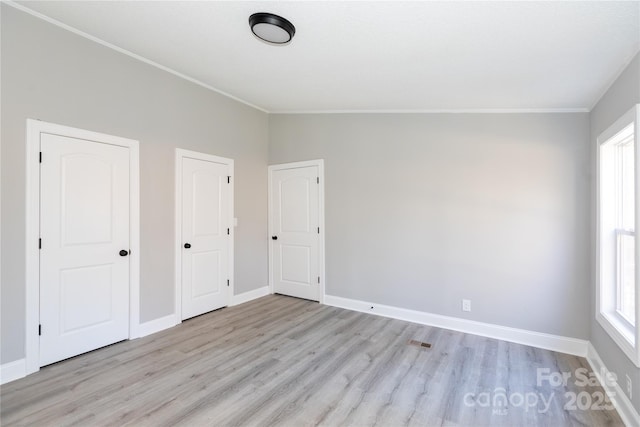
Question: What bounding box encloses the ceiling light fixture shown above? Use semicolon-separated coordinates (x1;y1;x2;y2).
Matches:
249;13;295;45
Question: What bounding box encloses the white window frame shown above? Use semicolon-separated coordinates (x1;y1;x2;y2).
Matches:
596;104;640;367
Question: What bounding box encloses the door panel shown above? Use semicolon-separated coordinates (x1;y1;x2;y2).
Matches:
191;250;221;298
40;133;130;366
181;157;230;320
271;166;320;301
281;178;310;232
280;245;311;284
60;265;113;332
192;171;221;236
61;155;113;244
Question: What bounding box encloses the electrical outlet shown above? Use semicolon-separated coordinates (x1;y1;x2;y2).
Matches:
626;375;632;399
462;299;471;312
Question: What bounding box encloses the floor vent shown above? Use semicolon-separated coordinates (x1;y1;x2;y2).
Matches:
408;339;432;348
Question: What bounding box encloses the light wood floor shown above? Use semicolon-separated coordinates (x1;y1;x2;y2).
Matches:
1;295;624;426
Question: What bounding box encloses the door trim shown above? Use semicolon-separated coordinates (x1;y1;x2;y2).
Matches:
25;119;140;375
174;149;234;322
268;159;326;303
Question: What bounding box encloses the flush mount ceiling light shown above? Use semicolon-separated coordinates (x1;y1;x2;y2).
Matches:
249;13;296;45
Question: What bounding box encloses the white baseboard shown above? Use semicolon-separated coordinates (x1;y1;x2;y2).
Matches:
231;286;270;306
587;343;640;427
1;358;26;385
136;314;178;338
324;294;589;357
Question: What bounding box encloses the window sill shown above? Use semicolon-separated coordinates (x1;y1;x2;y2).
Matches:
597;311;639;367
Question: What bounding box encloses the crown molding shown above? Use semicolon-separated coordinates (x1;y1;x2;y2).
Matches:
270;108;590;114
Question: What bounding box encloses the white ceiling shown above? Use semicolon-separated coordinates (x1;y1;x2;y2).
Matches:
11;1;640;113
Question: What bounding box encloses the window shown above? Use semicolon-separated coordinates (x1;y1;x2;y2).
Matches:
597;105;640;367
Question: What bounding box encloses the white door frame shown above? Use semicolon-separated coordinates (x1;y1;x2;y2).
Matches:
268;159;326;303
25;119;140;375
174;148;234;322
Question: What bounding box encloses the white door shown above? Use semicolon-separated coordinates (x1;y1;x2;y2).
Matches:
180;157;231;320
40;133;130;366
270;164;321;301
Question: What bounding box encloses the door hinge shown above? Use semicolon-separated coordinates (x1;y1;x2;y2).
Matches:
38;324;42;336
39;152;42;163
318;276;320;284
227;228;230;235
317;177;319;184
227;279;230;287
39;238;42;249
317;227;320;234
227;176;230;184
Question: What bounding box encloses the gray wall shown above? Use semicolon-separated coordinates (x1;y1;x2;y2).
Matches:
590;52;640;411
1;5;269;364
270;113;591;339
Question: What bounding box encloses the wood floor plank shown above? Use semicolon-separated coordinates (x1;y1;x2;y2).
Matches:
0;295;625;426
